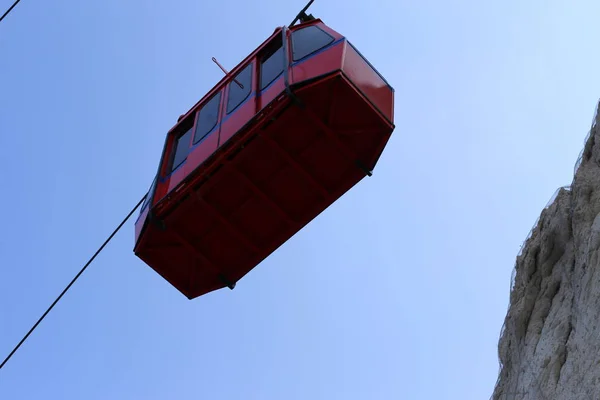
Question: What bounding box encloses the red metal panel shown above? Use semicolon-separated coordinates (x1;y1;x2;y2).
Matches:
184;90;224;180
153;133;189;205
290;40;344;84
341;42;394;124
258;78;285;111
185;131;220;178
219;64;258;146
166;164;186;193
219;99;257;147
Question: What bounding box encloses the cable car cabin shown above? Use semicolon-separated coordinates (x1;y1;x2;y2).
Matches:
133;17;395;299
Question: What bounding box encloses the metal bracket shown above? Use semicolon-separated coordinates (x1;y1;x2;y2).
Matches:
289;0;316;27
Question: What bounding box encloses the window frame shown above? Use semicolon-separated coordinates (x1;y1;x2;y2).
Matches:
167;115;195;174
193;90;222;146
140;176;157;213
226;62;253;114
259;36;284;91
291;25;335;62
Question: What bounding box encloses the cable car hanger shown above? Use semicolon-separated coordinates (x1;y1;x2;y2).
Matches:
289;0;315;26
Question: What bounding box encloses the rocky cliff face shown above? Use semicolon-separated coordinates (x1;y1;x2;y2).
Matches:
492;101;600;400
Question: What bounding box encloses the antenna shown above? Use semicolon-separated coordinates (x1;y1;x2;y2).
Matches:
212;57;244;89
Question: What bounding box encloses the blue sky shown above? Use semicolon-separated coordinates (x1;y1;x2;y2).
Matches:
1;0;599;398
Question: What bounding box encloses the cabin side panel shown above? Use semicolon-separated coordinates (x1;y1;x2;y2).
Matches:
289;24;344;85
185;89;223;179
219;62;257;146
341;42;394;124
150;88;225;206
154;113;196;203
257;31;286;111
259;79;285;110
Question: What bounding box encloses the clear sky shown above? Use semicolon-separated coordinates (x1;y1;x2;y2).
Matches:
1;0;599;398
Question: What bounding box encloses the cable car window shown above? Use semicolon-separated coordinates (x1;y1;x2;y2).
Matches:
260;37;284;90
194;91;221;145
291;25;335;62
226;63;253;114
170;124;193;172
140;177;157;213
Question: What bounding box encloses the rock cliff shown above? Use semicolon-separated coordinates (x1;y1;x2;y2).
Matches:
492;101;600;400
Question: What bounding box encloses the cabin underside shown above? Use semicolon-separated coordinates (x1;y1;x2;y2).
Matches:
134;71;394;299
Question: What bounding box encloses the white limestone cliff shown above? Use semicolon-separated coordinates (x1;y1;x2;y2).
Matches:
492;101;600;400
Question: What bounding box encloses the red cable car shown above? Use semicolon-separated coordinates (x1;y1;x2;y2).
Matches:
133;1;395;299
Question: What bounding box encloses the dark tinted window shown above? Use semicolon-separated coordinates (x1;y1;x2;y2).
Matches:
292;26;335;61
141;177;157;212
170;121;193;172
260;37;284;90
226;63;252;114
194;91;221;144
